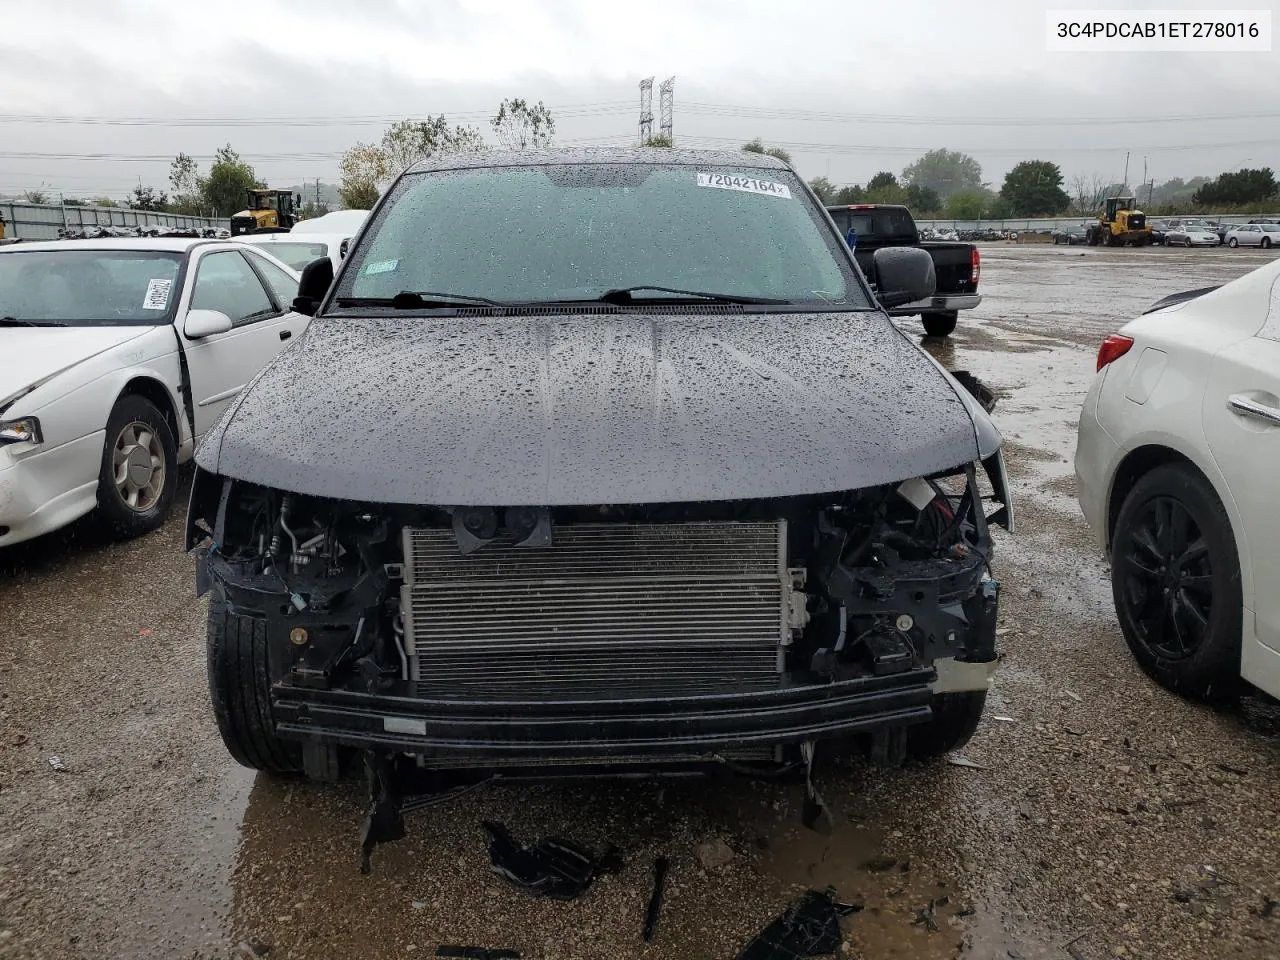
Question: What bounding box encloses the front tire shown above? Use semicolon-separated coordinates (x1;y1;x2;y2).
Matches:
1228;237;1239;248
922;312;958;337
96;395;177;540
1110;464;1243;702
1262;237;1272;249
207;594;302;774
906;691;987;758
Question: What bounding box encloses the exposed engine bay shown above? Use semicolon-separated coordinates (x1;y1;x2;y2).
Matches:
191;454;1008;753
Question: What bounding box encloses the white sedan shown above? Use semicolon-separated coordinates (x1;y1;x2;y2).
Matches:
1225;223;1280;249
1075;255;1280;701
0;237;307;548
234;231;355;272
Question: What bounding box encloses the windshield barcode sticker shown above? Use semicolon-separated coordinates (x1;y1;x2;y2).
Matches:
143;278;171;310
696;172;792;199
363;258;399;275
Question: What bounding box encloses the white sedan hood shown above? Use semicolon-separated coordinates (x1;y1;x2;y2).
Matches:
0;326;151;409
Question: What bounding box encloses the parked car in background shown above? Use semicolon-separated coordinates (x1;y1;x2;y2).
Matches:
1075;256;1280;702
188;149;1014;807
236;232;354;271
1165;222;1220;247
292;210;370;236
1052;224;1087;245
1148;220;1169;246
826;203;981;337
0;237;305;547
1226;223;1280;248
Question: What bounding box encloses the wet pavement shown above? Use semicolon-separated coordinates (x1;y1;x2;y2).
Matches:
2;244;1279;960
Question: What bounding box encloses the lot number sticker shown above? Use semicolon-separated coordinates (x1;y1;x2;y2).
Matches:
696;172;792;199
143;278;172;310
363;258;400;275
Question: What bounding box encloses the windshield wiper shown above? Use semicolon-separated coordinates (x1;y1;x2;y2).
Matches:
0;316;63;327
334;290;508;309
592;286;788;305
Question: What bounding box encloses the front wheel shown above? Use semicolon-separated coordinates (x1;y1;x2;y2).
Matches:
1110;464;1243;702
207;595;303;774
96;395;177;540
906;690;987;758
922;312;958;337
1262;237;1272;249
1228;238;1239;248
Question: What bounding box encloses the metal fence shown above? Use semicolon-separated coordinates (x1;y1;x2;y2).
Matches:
0;201;225;240
916;214;1280;233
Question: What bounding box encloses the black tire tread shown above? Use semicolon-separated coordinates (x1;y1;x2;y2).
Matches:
96;394;177;540
922;312;958;337
207;595;300;774
906;690;987;758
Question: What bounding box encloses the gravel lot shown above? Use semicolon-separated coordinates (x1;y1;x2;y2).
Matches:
2;244;1278;960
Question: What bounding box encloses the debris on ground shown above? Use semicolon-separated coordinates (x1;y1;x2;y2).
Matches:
1065;691;1084;703
481;821;622;900
434;947;521;959
642;856;669;942
734;887;861;959
946;755;985;770
912;896;949;933
47;756;67;772
862;855;898;873
696;838;735;870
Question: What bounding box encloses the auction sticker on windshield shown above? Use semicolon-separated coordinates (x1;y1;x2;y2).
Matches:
363;258;399;275
143;278;171;310
696;172;792;199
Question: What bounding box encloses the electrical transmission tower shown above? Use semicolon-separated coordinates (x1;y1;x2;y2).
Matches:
659;77;674;143
638;77;654;144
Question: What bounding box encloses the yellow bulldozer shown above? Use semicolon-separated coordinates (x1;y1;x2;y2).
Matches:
1086;196;1152;247
230;188;301;236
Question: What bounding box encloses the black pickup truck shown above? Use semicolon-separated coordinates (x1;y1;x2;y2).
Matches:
826;203;981;337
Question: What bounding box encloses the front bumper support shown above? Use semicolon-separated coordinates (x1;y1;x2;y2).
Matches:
273;669;937;761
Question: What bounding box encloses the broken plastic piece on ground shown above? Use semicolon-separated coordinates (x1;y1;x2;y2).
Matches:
434;947;521;959
735;887;862;960
800;741;833;834
643;856;670;942
946;755;985;769
482;821;623;900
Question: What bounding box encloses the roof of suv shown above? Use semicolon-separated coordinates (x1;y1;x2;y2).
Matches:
406;146;791;175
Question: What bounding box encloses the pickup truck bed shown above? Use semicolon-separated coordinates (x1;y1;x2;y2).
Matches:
827;204;981;337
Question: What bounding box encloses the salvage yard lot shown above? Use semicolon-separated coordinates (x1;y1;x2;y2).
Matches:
2;244;1278;960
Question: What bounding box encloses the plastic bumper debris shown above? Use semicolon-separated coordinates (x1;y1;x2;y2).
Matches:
735;887;861;960
482;821;623;900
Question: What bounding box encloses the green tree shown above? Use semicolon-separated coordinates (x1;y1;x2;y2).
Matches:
1193;168;1277;206
198;144;261;217
168;153;203;214
339;142;388;209
999;160;1070;216
491;98;556;150
944;189;987;219
901;149;983;199
299;201;330;219
93;197;119;208
23;188;49;204
807;176;837;204
742;138;792;165
832;184;865;204
129;185;168;211
380;117;487;176
866;171;899;192
643;134;673;147
905;184;941;214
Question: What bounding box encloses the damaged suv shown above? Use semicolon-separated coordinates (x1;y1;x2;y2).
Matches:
187;148;1013;806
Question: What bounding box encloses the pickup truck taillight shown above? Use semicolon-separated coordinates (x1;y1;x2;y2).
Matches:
971;247;981;287
1096;334;1134;371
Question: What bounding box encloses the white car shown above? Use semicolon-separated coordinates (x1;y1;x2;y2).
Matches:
1074;256;1280;701
1165;222;1220;247
291;209;369;236
1225;223;1280;249
235;232;354;272
0;237;307;548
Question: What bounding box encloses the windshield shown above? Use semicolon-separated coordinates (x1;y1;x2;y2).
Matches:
250;241;328;270
336;163;867;308
0;249;183;326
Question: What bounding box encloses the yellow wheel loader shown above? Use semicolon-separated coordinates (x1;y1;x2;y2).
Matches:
1086;196;1153;247
230;189;301;236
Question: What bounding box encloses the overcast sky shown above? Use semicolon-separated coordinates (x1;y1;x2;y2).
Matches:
0;0;1276;202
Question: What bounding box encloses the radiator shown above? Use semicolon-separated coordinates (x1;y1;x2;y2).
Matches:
400;521;791;700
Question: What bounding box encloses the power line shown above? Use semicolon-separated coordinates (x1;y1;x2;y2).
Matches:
668;134;1280;156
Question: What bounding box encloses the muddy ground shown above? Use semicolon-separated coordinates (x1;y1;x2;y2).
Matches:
2;244;1278;960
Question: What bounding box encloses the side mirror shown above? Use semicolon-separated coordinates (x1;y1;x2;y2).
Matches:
184;309;233;339
871;247;936;309
293;256;334;316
